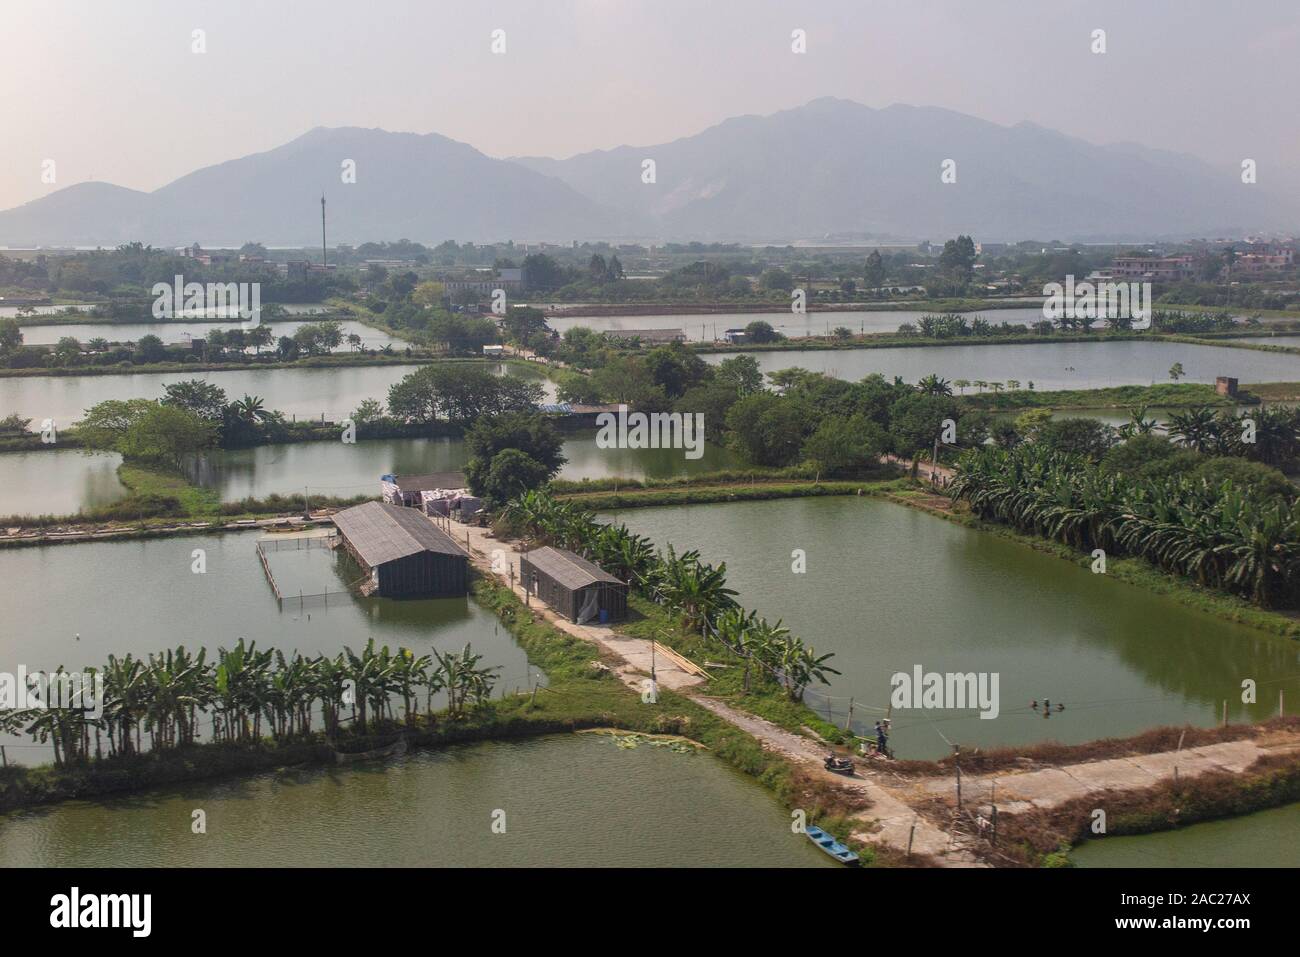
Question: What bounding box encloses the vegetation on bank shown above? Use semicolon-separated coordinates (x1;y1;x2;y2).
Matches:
0;352;434;380
892;717;1300;778
1244;382;1300;402
951;443;1300;609
957;382;1239;411
886;485;1300;637
557;477;902;510
0;314;443;375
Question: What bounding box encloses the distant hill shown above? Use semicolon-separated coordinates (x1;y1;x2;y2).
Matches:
2;100;1292;246
0;127;628;246
510;97;1296;242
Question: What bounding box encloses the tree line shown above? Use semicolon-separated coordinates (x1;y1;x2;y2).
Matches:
1;638;499;768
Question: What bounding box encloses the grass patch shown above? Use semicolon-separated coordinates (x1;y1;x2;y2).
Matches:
1243;381;1300;402
118;464;222;515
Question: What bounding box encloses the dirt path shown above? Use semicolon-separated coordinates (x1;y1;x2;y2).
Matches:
908;730;1300;818
690;696;985;866
880;453;953;485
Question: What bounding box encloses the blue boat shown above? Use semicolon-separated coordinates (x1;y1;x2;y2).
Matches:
805;825;860;866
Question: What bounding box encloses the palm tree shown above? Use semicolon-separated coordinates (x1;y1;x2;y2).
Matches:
1123;404;1159;436
918;374;953;397
1168;405;1219;453
770;634;840;701
658;546;738;633
950;442;1300;607
232;394;272;424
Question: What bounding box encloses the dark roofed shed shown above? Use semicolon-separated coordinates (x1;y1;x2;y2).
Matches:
520;545;628;623
334;501;468;597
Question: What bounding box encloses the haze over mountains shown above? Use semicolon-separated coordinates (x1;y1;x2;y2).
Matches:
2;98;1292;247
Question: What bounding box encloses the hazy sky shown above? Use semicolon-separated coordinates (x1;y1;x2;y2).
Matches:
3;0;1298;211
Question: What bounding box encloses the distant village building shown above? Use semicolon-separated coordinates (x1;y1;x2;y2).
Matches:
282;260;337;279
1231;243;1294;277
443;267;523;296
333;501;469;598
177;243;233;267
1109;255;1196;282
482;344;506;357
722;328;748;344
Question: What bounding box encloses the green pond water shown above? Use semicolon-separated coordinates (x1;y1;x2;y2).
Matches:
712;341;1300;391
0;734;829;867
0;449;127;517
0;362;556;429
181;435;742;502
601;498;1300;760
1071;803;1300;868
549;307;1040;341
0;529;543;765
0;433;737;518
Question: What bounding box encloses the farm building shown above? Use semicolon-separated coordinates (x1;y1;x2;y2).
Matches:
520;546;629;624
333;501;469;598
381;471;467;507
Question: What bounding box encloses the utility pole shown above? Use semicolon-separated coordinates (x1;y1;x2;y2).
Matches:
954;744;962;810
321;193;327;266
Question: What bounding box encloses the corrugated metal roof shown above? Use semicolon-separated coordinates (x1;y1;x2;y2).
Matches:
392;472;467;492
334;501;467;566
523;545;623;589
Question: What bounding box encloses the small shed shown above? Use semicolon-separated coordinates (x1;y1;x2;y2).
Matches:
334;501;469;598
381;471;467;507
520;546;628;623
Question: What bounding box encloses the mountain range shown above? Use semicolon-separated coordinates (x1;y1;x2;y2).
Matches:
2;98;1292;246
